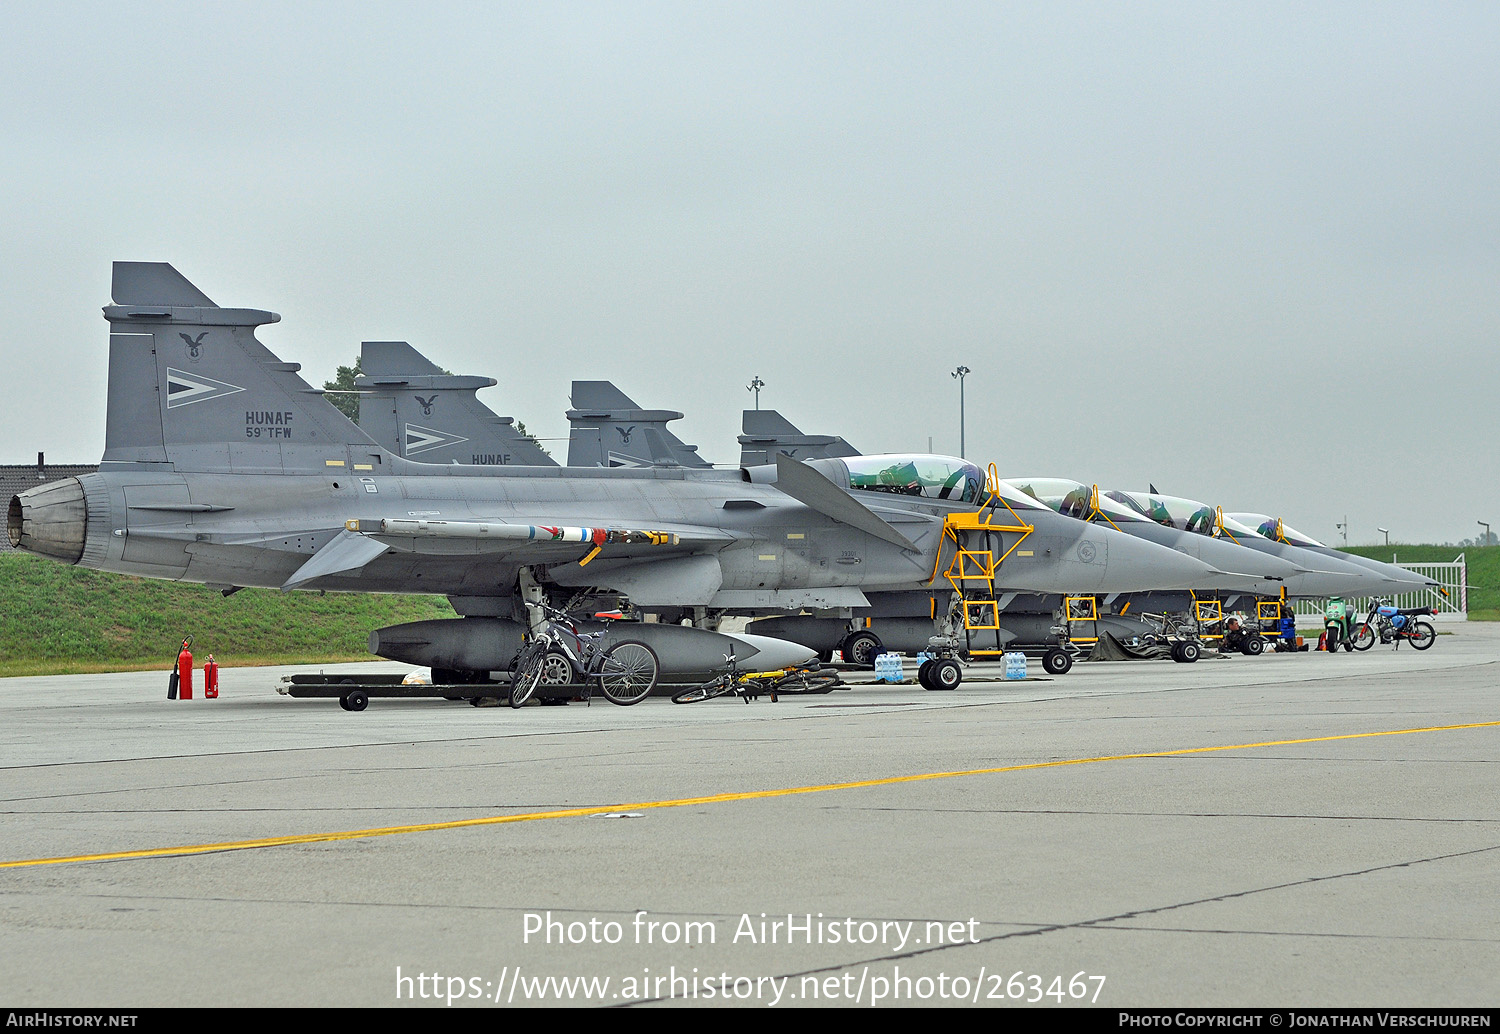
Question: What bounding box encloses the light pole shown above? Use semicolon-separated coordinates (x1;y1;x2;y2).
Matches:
951;365;970;458
1378;527;1389;547
1481;521;1493;547
746;376;764;411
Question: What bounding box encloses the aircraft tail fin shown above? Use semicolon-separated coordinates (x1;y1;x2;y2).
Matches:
565;380;712;468
738;409;861;467
355;341;557;466
102;262;384;472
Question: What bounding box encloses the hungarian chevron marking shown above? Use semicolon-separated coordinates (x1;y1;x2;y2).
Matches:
166;368;245;408
404;423;470;456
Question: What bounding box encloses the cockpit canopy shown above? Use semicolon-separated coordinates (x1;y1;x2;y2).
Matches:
833;454;987;505
1229;512;1327;548
1105;490;1260;539
1007;477;1154;524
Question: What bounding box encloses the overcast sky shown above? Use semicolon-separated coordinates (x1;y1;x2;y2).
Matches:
2;1;1495;546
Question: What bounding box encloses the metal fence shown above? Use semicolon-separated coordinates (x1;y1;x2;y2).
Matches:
1291;556;1467;622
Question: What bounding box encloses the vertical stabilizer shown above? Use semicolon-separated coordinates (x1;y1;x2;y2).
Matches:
566;381;713;468
738;409;861;467
102;262;384;472
356;341;556;466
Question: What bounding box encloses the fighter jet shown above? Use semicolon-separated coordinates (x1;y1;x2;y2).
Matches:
355;340;557;466
8;263;1220;688
1226;513;1440;597
1103;490;1389;599
1006;478;1299;600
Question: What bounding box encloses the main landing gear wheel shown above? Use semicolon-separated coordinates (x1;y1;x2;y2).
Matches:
1241;635;1266;656
926;657;962;690
596;641;659;705
917;659;935;688
841;630;883;669
1042;649;1073;676
1172;641;1201;663
538;650;579;687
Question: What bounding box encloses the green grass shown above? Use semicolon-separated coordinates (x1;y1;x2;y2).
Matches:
1337;544;1498;618
0;551;453;676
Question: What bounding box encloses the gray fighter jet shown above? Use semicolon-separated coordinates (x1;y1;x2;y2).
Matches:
9;263;1221;688
1104;490;1390;599
1226;513;1439;597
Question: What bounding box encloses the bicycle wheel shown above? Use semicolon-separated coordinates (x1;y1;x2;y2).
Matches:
672;677;735;704
1351;623;1376;651
509;642;547;708
1407;620;1436;650
596;640;659;705
770;669;842;695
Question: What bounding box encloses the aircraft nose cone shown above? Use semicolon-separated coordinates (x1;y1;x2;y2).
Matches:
9;479;87;563
1105;528;1221;592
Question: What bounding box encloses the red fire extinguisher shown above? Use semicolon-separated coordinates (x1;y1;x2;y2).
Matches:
204;655;219;700
177;637;194;701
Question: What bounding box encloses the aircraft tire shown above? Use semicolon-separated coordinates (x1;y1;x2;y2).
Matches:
539;650;579;686
1241;635;1265;656
1177;641;1201;663
1043;648;1072;675
928;658;961;690
917;659;935;689
841;631;882;668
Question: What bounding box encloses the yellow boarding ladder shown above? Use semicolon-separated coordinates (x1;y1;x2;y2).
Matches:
931;464;1033;647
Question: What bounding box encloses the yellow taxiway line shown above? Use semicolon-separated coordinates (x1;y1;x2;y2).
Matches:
4;720;1497;870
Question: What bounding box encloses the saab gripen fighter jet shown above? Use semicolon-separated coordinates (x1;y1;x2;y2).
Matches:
1226;513;1440;597
1006;478;1299;601
1104;491;1392;598
8;263;1222;687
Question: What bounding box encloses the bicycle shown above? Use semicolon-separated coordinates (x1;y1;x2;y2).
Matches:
1349;600;1436;652
510;606;659;708
671;654;842;704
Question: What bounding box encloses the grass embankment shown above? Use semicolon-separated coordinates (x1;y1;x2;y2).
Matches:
0;551;454;677
1339;544;1498;620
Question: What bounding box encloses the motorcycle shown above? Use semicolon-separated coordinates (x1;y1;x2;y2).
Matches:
1323;597;1355;652
1350;600;1437;651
